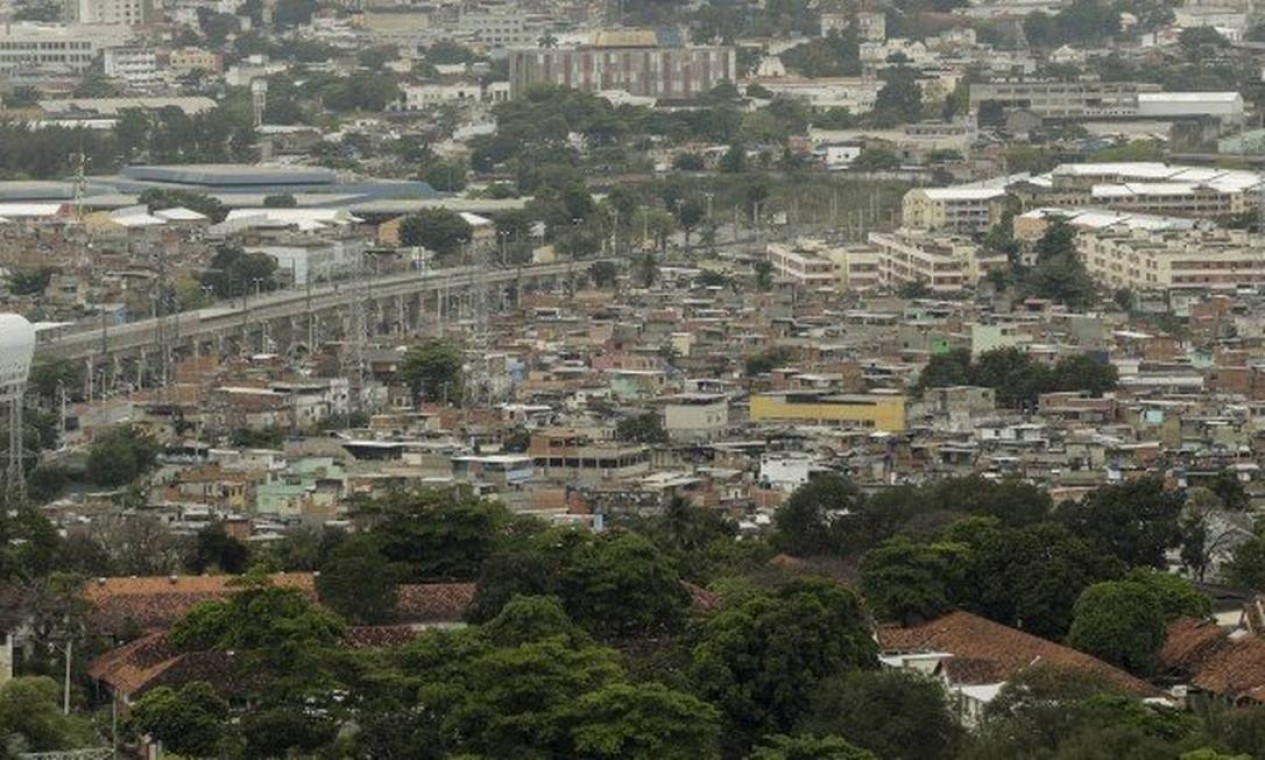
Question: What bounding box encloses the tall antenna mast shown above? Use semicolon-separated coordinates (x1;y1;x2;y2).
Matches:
462;237;492;438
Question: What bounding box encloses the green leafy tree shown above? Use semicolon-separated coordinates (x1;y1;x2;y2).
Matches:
423;158;469;192
128;681;229;757
673;152;706;171
751;734;877;760
1122;567;1211;622
1067;579;1168;675
0;676;95;753
566;682;721;759
481;595;591;648
560;531;691;640
183;523;250;574
315;534;398;624
615;412;667;444
85;425;159;487
1025;218;1098;308
1057;477;1184;569
953;520;1124;639
719;143;747;173
139;188;228;222
398;208;473;258
691;580;878;755
627;496;757;585
170;575;344;657
262;192;297;207
199;244;279;299
975;665;1198;757
1227;537;1265;590
773;473;863;557
589;260;619;288
1207;469;1250;511
3;86;41;108
240;706;337;758
754;259;775;290
399;338;464;405
851;149;901;171
406;631;626;757
871;67;923;126
5;266;55;296
799;671;966;760
860;537;968;625
359;487;508;582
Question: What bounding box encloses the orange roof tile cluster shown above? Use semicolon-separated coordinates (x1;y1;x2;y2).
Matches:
86;632;181;697
1161;617;1265;702
84;574;476;633
90;625;428;699
83;573;316;632
878;611;1156;696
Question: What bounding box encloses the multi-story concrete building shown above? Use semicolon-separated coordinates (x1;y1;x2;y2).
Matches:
508;30;736;100
103;47;159;86
868;231;1005;293
662;393;729;442
398;81;510;110
528;429;650;484
65;0;154;25
969;79;1161;118
1077;227;1265;291
970;79;1244;123
457;10;547;49
167;48;223;75
755;78;882;113
749;391;906;432
901;186;1007;235
0;23;131;76
765;240;881;291
1008;163;1262;219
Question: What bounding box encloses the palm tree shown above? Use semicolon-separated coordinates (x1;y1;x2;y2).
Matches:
538;33;559;48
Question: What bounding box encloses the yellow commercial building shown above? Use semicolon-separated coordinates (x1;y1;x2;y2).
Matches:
749;392;906;432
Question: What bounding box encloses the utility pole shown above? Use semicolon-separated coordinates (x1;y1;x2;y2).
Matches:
63;637;72;715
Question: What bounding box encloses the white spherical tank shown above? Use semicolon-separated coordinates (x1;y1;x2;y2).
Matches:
0;314;35;402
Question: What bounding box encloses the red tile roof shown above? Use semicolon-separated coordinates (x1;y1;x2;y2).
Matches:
878;611;1157;696
1161;617;1265;703
83;575;475;632
83;573;317;633
89;625;429;700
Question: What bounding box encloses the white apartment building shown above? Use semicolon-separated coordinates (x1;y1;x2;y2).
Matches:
457;11;547;48
766;240;881;291
0;23;131;75
1076;227;1265;291
65;0;154;25
398;80;509;110
756;77;882;113
867;231;1005;292
662;393;729;442
819;11;885;41
103;47;160;86
901;186;1007;235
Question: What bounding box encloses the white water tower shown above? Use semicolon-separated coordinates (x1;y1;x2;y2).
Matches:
0;315;34;503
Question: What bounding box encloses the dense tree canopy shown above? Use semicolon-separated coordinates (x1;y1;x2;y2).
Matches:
916;346;1118;409
399;338;465;405
84;425;159;487
692;580;878;755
